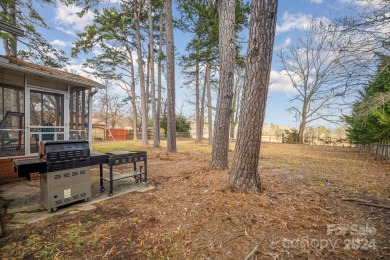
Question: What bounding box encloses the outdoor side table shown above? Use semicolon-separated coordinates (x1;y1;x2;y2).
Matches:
99;151;148;197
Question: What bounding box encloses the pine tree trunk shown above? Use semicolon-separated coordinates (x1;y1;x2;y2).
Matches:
211;0;236;169
206;62;213;145
229;107;236;139
165;0;177;152
233;82;242;139
200;75;207;139
195;46;201;142
127;47;138;140
149;0;159;147
146;53;150;119
230;73;238;139
134;1;149;145
105;87;109;129
206;0;213;145
230;0;278;193
156;11;164;147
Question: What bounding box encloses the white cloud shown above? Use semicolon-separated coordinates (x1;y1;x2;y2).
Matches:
276;12;331;34
55;26;77;36
269;70;298;93
309;0;323;3
276;12;312;33
50;39;72;47
64;61;102;83
54;1;94;34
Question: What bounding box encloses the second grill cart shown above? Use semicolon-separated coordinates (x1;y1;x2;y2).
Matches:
99;151;148;197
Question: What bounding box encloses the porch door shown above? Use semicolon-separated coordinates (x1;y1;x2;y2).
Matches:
25;87;69;155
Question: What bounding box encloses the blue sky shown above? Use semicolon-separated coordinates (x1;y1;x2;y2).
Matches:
4;0;370;128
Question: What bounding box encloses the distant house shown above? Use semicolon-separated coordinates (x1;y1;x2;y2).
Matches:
92;118;106;128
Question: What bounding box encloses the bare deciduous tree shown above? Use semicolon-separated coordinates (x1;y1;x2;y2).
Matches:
94;82;125;129
336;0;390;109
278;25;356;143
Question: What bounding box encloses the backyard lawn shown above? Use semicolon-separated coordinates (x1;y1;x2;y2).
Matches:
1;140;389;259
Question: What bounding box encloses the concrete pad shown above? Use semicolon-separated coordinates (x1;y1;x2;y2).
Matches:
8;203;43;214
1;180;41;214
12;212;48;224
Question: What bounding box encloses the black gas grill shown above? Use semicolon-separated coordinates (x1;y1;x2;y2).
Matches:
33;141;93;212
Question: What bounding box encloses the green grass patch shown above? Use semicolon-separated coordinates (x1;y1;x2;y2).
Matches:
36;243;57;260
92;139;216;154
309;179;326;186
26;234;40;246
92;140;141;153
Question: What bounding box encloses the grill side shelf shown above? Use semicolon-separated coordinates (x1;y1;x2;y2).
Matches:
108;156;145;166
89;153;109;166
13;158;47;177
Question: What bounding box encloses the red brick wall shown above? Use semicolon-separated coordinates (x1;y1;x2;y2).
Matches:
0;158;16;179
29;172;40;181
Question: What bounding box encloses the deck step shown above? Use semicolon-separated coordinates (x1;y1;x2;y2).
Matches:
102;171;142;182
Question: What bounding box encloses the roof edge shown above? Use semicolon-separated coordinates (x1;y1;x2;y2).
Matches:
0;21;24;36
0;60;105;89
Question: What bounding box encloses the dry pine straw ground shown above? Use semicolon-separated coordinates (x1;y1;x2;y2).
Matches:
0;143;389;259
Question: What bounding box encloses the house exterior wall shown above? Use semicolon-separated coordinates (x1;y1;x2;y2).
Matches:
0;158;16;179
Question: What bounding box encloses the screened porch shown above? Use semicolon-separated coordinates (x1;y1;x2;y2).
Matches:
0;56;102;157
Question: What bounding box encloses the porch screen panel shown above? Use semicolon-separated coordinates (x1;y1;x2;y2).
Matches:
29;90;65;154
0;85;25;157
69;90;88;140
30;91;63;127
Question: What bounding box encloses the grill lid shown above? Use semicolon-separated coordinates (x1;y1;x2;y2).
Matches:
39;140;90;162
